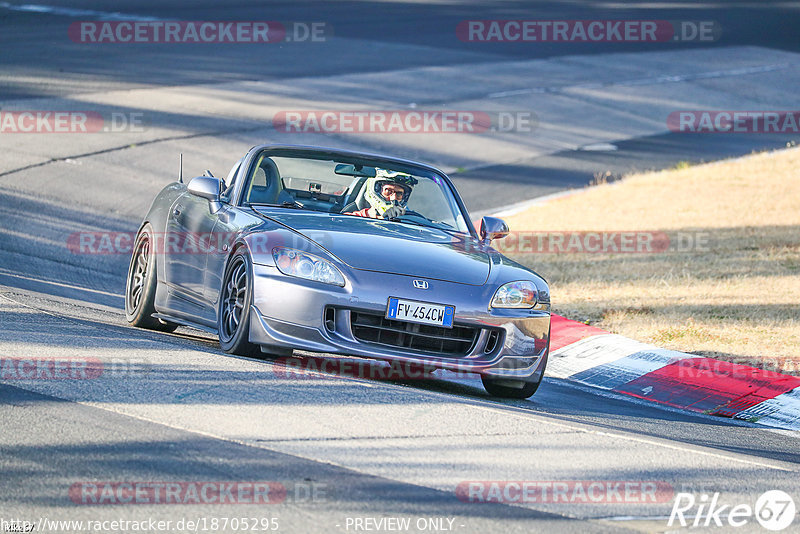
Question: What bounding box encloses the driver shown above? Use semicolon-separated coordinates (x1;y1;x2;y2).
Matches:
346;170;418;219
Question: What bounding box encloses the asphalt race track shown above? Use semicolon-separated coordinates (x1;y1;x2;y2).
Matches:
2;1;800;533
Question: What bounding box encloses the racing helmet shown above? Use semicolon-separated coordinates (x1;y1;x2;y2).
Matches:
364;169;418;216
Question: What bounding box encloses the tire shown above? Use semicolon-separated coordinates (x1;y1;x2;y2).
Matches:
481;335;549;399
481;375;542;399
125;224;178;332
217;249;262;356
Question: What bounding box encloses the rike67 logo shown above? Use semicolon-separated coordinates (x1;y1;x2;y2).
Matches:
669;490;796;531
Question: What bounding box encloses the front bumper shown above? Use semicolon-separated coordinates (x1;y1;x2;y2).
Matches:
247;263;550;382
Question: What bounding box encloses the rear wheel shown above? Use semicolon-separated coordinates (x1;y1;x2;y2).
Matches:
125;224;178;332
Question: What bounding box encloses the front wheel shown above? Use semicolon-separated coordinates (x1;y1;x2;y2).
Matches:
218;250;261;356
125;224;177;332
482;335;549;399
481;375;542;399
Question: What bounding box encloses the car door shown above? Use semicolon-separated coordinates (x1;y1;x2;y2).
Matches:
164;191;219;313
204;205;264;309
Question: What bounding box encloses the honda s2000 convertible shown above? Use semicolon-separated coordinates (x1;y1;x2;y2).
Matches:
125;145;551;398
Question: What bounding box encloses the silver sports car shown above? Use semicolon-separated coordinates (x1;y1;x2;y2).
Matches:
125;145;551;398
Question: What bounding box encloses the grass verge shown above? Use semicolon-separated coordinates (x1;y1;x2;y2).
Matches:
502;146;800;374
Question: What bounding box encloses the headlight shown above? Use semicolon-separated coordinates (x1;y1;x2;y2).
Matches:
490;281;538;309
272;247;345;287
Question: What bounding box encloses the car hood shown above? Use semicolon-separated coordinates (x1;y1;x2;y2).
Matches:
258;210;490;285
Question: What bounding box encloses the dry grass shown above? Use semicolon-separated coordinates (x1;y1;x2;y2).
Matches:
502;147;800;374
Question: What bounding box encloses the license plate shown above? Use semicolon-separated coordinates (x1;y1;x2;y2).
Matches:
386;297;455;328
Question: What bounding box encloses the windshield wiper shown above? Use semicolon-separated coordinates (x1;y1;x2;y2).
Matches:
250;201;305;209
387;214;457;233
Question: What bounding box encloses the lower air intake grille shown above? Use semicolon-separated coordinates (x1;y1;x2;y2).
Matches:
350;310;480;357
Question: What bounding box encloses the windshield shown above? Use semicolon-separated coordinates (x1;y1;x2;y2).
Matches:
242;152;471;234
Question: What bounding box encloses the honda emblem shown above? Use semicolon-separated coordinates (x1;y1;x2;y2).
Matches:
413;280;429;290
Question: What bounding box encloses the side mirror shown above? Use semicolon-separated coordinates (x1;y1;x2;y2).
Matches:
188;175;223;213
480;216;509;245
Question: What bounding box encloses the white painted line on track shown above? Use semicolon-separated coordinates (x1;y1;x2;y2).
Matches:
580;143;618;151
0;270;122;299
487;63;794;99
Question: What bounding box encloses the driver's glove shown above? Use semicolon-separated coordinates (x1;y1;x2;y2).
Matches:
382;205;406;219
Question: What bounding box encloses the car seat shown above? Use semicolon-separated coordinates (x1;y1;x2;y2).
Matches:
339;177;371;213
246;158;293;205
